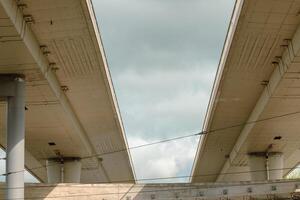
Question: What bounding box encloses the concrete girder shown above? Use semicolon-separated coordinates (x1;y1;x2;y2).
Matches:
0;0;110;182
216;16;300;182
190;0;245;182
82;0;135;182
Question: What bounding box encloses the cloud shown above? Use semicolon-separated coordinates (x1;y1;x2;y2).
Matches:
115;64;216;139
128;136;199;183
92;0;235;182
93;0;235;74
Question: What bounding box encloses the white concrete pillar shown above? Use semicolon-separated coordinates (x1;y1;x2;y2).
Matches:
268;153;283;180
248;155;267;181
46;158;81;183
46;160;62;184
64;160;82;183
6;77;25;200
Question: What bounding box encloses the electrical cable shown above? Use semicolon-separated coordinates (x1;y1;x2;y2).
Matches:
0;109;299;195
0;162;300;190
1;109;299;177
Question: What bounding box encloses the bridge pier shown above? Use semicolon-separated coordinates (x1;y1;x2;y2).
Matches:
268;153;283;180
46;158;81;183
248;152;283;181
248;154;267;181
0;75;25;200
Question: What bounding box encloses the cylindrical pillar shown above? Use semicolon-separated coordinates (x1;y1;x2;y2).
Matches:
248;154;267;181
64;160;81;183
6;77;25;200
268;153;283;180
46;160;62;184
46;158;81;183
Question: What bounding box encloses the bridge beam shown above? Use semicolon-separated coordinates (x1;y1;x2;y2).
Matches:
217;18;300;182
0;0;110;182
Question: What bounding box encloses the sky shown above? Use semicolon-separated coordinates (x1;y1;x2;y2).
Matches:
0;150;38;182
92;0;235;182
0;0;235;183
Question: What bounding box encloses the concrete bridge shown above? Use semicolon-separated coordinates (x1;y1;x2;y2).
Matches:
1;0;300;199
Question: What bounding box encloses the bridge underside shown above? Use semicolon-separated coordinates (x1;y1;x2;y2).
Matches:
0;0;135;186
192;0;300;183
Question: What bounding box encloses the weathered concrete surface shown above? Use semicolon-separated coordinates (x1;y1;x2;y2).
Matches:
0;180;298;199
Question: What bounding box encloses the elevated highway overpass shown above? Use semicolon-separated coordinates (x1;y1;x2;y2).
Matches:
2;0;300;199
0;0;135;198
192;0;300;183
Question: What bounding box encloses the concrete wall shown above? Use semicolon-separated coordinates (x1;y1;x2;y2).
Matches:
0;183;196;200
0;181;297;200
1;183;133;199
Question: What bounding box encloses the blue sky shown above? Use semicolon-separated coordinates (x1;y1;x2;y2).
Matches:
0;0;235;183
92;0;235;182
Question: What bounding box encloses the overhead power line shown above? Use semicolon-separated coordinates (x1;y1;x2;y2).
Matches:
0;109;299;183
0;165;299;191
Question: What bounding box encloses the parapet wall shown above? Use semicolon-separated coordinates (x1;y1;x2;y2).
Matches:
0;180;297;200
0;183;135;200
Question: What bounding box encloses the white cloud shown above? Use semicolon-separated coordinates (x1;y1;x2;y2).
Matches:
93;0;235;182
114;65;215;139
129;136;199;183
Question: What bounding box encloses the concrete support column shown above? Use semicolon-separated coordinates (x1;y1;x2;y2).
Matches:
248;154;267;181
46;158;81;183
248;152;284;181
46;160;62;184
6;77;25;200
64;160;82;183
268;153;283;180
